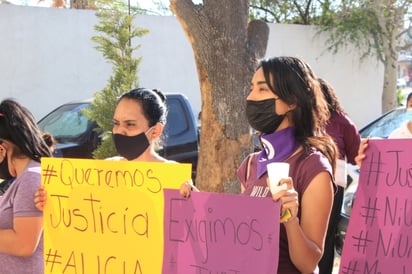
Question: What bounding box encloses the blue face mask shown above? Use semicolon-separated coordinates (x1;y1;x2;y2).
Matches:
406;108;412;122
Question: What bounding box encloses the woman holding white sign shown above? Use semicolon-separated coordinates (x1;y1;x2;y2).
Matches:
0;99;53;274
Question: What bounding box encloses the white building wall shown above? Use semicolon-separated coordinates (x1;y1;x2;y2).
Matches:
0;4;383;128
265;23;383;127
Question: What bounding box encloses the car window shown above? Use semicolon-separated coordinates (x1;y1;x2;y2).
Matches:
38;103;90;142
164;98;188;136
360;108;407;139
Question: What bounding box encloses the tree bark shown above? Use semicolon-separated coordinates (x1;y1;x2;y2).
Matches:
170;0;269;193
382;55;398;112
372;0;405;112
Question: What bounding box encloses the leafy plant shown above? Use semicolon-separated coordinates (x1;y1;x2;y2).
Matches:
82;0;148;159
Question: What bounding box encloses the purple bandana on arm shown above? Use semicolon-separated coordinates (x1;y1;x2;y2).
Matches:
257;127;300;178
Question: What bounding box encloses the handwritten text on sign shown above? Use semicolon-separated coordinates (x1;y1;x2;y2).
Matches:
339;139;412;274
41;158;191;274
162;189;280;273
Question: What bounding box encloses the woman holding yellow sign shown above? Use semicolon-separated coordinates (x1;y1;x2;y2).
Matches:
35;88;176;209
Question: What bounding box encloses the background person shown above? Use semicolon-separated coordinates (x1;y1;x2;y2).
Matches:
0;99;52;274
182;56;337;273
388;92;412;139
317;78;361;274
355;92;412;167
0;139;14;198
1;132;55;199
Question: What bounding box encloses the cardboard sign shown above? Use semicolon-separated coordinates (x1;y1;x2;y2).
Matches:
339;139;412;273
162;189;280;273
41;158;191;274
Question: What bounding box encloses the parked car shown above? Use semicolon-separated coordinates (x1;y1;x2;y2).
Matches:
37;93;199;180
38;99;100;159
335;106;409;255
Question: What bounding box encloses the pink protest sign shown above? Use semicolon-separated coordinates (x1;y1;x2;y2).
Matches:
162;189;280;273
339;139;412;273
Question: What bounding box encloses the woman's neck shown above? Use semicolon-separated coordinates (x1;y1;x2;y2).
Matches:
135;149;168;163
11;157;31;177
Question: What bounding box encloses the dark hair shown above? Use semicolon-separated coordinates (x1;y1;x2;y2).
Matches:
118;88;167;127
42;132;56;149
407;92;412;105
318;78;345;115
258;56;337;170
0;99;52;162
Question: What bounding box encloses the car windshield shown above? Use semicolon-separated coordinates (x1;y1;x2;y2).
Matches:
360;108;408;139
38;103;90;143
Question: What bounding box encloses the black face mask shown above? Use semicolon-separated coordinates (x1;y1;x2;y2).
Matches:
112;131;150;161
246;99;286;134
0;154;12;180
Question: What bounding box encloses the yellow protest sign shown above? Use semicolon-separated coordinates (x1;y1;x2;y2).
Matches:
41;157;191;274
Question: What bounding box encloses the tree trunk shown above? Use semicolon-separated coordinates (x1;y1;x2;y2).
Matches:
170;0;269;193
382;56;398;113
372;0;405;113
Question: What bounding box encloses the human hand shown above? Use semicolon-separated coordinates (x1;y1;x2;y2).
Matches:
179;179;200;198
179;181;192;198
270;177;298;223
355;138;369;168
33;186;47;211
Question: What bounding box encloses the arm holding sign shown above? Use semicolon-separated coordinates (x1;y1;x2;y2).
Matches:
34;185;46;211
354;138;369;168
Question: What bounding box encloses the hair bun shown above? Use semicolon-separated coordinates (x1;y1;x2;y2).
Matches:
152;89;166;102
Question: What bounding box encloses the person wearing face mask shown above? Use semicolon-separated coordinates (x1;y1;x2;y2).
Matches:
35;88;179;210
388;92;412;139
110;88;171;162
181;56;337;273
239;57;337;273
0;99;53;274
